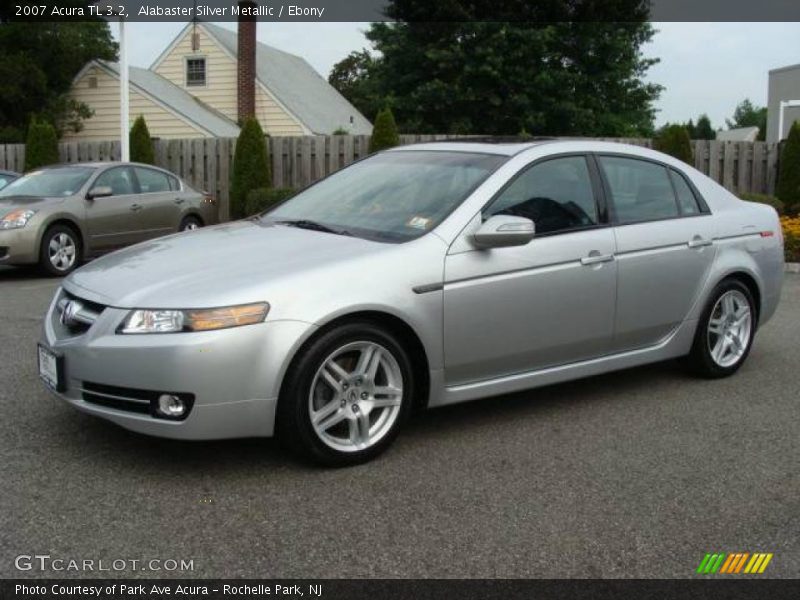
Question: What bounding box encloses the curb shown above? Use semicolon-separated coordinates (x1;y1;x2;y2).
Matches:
786;263;800;274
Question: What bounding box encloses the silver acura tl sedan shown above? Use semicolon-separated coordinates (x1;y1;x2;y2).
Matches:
38;141;784;465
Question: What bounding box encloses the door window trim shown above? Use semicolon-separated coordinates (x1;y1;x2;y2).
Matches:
92;166;140;196
593;152;712;227
480;152;610;239
130;166;174;196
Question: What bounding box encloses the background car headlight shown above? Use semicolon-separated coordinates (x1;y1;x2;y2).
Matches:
0;209;37;230
119;302;269;334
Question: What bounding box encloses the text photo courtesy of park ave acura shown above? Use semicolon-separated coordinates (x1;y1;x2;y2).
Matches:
2;0;800;598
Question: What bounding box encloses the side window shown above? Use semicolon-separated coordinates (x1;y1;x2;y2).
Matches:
134;167;171;193
186;57;206;87
598;157;678;223
93;167;136;196
168;175;181;191
670;170;701;215
485;156;598;235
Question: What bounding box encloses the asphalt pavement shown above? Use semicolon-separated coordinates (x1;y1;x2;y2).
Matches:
1;265;798;578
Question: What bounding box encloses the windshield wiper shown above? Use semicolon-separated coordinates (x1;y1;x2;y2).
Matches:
274;219;353;237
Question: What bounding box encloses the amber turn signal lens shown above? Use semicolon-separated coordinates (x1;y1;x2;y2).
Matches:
184;302;269;331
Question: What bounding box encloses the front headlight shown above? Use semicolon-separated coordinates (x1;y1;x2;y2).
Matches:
0;209;37;230
119;302;269;334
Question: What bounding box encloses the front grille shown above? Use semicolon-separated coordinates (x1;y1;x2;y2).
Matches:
56;291;106;335
81;381;194;420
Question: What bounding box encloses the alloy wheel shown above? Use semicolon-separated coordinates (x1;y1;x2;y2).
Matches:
308;341;403;453
707;290;752;368
48;232;77;272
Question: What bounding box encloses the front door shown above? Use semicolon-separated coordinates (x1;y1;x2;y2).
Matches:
84;166;142;253
443;155;618;386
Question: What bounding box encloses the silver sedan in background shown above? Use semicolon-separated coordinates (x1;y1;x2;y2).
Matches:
0;162;216;276
38;141;783;465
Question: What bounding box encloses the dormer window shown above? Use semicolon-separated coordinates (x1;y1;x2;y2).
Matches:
186;57;206;87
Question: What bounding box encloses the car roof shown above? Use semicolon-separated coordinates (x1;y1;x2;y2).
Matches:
38;162;175;171
389;139;552;156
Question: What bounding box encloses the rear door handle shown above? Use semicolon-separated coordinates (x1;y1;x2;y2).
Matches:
687;237;712;248
581;253;615;266
174;198;185;205
130;203;143;212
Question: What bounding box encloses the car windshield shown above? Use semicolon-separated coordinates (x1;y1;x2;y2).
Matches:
0;167;95;198
262;151;506;242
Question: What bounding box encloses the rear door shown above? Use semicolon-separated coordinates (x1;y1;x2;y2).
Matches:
596;155;717;351
132;166;181;238
84;166;142;253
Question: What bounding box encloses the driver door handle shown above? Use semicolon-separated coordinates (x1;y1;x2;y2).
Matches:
130;203;143;212
687;237;713;248
581;253;615;266
174;198;185;205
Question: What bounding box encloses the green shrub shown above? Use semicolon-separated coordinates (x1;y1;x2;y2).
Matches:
777;121;800;213
369;107;400;153
129;115;154;164
739;193;784;215
332;127;349;135
654;124;693;164
24;119;59;171
245;187;295;216
230;118;271;220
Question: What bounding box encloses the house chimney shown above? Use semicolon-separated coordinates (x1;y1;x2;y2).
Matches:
237;1;257;122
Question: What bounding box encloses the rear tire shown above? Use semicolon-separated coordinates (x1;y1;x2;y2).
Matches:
685;279;756;378
277;322;415;467
179;215;203;232
39;224;81;277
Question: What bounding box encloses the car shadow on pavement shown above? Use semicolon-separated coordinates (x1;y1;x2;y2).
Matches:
0;265;51;281
60;358;690;475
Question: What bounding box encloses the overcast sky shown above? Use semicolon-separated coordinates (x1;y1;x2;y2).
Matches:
115;21;800;129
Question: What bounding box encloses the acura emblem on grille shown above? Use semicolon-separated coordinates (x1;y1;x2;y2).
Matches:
60;300;84;326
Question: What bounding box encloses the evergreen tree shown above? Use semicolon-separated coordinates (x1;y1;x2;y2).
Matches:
24;119;59;171
654;124;692;164
777;122;800;213
230;118;271;220
129;116;155;164
369;108;400;152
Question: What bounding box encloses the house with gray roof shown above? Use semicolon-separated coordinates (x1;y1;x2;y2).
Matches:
65;22;372;141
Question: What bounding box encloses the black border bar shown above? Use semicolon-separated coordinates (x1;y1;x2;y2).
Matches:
4;0;800;22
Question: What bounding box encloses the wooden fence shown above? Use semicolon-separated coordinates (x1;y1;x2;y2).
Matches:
0;135;783;220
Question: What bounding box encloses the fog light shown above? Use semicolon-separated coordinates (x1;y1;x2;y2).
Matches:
157;394;186;418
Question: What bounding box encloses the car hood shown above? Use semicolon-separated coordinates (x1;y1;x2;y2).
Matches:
0;195;63;217
65;220;395;309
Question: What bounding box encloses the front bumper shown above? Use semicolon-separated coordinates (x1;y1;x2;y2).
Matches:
41;287;316;440
0;226;40;265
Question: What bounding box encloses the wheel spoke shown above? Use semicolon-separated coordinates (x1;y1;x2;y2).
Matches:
730;333;744;352
348;412;371;447
49;239;60;252
711;337;728;363
314;404;346;431
372;386;402;408
320;365;343;392
708;318;724;335
355;345;380;378
324;359;350;384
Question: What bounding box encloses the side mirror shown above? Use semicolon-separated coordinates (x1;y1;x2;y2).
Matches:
86;185;112;200
473;215;535;248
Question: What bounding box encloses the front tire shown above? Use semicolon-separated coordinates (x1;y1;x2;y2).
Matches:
277;322;415;466
39;224;81;277
686;279;756;378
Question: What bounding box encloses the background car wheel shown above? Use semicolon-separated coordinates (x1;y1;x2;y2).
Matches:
39;224;81;277
179;215;203;232
277;321;415;466
685;279;756;378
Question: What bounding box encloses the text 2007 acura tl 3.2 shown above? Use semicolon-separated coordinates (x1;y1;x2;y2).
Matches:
39;140;784;465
